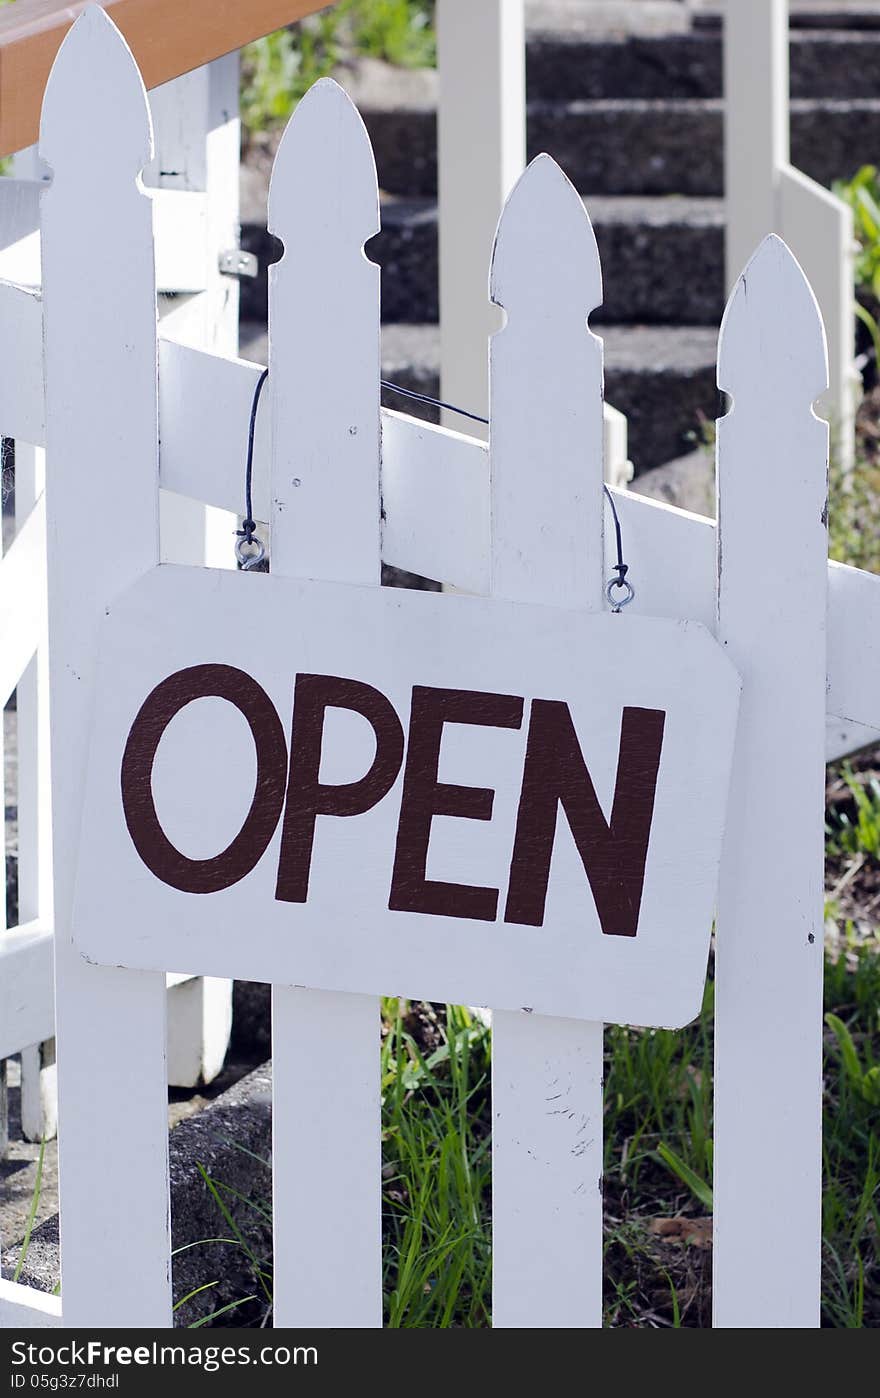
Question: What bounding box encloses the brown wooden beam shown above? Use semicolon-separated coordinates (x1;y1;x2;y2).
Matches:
0;0;333;157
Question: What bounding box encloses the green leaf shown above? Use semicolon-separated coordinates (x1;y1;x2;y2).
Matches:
826;1012;864;1085
655;1142;714;1210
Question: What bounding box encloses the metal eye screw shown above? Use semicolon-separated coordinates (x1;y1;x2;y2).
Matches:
235;534;266;571
606;575;635;612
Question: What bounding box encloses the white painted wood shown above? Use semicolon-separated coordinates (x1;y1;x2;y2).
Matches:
13;446;51;930
724;0;788;295
603;401;632;491
267;78;382;1328
713;236;828;1328
433;2;631;485
779;165;856;472
825;716;880;763
0;181;212;295
0;1279;62;1326
195;54;243;573
5;311;873;738
0;494;45;708
74;568;738;1023
150;189;208;293
158;341;270;517
3;158;58;1154
724;0;855;469
165;976;232;1088
0;280;43;445
15;433;56;1145
1;39;871;1327
489;154;606;1328
0;923;54;1061
381;411;490;594
148;58;241;1086
39;7;170;1327
150;56;242;574
21;1038;57;1142
436;0;524;437
0;175;41;286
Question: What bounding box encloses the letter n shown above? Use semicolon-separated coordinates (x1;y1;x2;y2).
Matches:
504;703;665;936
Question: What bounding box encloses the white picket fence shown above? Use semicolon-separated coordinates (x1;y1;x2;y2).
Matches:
1;6;880;1329
725;0;857;469
0;0;867;1175
0;42;245;1153
436;0;631;480
438;0;860;488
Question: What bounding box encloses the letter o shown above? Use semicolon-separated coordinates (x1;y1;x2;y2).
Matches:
121;663;288;893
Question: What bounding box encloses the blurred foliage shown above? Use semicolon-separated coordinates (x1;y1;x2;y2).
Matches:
827;422;880;575
834;166;880;370
241;2;435;140
834;165;880;305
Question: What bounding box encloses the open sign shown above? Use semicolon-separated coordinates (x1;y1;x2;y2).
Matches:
73;565;740;1028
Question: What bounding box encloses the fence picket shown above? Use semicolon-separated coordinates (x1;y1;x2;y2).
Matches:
489;156;605;1328
14;434;56;1144
713;235;828;1328
39;7;170;1326
0;12;864;1327
267;78;382;1328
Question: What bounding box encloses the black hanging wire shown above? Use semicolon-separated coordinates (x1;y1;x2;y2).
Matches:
381;382;635;611
379;379;491;426
235;366;269;570
238;371;634;608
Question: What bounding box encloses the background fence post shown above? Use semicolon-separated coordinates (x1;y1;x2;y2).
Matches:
436;0;524;440
713;235;828;1328
40;8;170;1326
489;156;606;1329
267;79;382;1328
724;0;855;471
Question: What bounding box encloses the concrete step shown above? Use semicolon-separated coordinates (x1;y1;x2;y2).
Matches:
527;1;692;40
238;321;720;478
359;93;880;198
527;28;880;101
240;193;725;327
692;3;880;32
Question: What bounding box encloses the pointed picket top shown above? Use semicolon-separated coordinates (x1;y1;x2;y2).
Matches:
718;234;828;409
267;76;381;585
268;77;379;250
490;154;602;323
39;6;153;185
489;154;605;612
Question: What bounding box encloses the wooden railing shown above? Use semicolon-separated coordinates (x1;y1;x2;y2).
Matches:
0;0;331;156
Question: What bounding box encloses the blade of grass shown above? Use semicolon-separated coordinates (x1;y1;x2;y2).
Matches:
13;1137;45;1283
655;1142;714;1211
188;1295;260;1329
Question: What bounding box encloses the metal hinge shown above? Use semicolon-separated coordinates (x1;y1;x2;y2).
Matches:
218;248;258;279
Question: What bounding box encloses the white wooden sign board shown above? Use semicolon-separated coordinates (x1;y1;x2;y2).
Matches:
73;564;740;1028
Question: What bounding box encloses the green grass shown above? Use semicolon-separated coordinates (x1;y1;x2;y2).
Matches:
381;1000;491;1326
241;2;435;139
827;437;880;576
827;765;880;860
190;938;877;1326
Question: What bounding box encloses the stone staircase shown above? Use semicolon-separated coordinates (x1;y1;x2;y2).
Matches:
240;2;880;475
